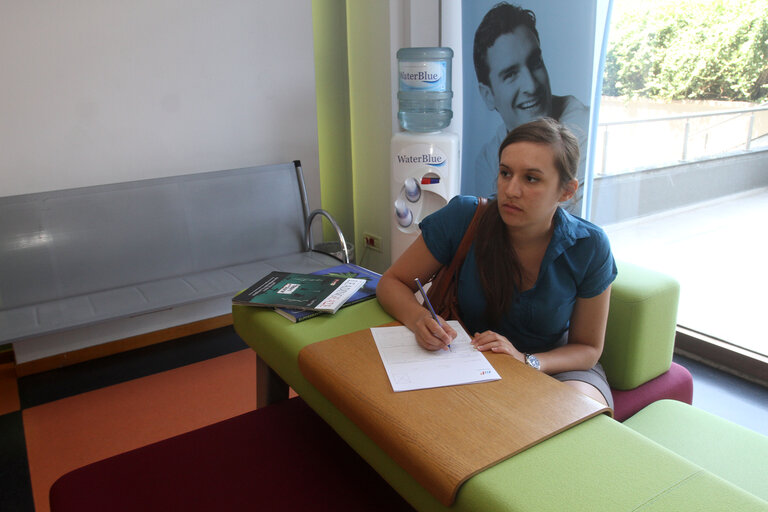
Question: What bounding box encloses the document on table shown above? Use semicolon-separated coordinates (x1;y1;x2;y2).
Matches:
371;321;501;392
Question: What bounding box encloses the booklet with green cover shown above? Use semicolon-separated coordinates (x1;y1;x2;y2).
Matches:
232;271;366;314
274;263;381;322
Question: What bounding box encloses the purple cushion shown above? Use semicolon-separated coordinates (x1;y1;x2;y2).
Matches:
50;397;414;512
612;362;693;422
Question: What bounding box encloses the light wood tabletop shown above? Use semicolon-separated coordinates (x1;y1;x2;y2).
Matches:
298;325;610;506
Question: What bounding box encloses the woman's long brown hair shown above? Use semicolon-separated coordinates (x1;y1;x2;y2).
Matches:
474;118;579;326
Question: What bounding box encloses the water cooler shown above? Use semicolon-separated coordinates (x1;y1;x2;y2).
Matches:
391;47;459;261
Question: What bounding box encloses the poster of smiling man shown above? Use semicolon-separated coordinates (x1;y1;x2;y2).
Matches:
462;1;600;216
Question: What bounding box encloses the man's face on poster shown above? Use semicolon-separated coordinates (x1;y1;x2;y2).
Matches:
479;25;553;130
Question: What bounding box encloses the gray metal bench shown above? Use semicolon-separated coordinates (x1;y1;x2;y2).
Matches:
0;160;347;366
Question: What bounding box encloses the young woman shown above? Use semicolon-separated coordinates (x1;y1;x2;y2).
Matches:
377;118;616;407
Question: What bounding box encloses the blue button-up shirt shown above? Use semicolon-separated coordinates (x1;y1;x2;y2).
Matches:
420;195;617;352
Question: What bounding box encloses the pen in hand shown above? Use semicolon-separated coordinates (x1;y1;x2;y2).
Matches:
414;278;451;351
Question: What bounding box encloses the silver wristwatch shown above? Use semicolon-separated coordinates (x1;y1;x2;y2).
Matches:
524;353;541;370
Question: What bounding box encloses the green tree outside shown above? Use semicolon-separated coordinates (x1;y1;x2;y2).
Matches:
603;0;768;102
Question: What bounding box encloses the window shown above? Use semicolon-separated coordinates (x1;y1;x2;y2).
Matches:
592;0;768;382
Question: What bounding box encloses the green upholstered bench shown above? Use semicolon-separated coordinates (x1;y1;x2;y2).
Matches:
460;414;767;511
233;301;767;510
624;399;768;503
232;256;768;510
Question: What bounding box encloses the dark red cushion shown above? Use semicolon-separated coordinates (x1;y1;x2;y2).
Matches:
612;362;693;422
50;398;414;512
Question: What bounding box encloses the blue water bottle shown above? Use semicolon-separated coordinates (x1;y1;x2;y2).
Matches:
396;47;454;132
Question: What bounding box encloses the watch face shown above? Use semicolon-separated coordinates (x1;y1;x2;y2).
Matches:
526;354;540;370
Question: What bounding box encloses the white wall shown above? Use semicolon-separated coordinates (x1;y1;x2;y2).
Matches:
0;0;320;206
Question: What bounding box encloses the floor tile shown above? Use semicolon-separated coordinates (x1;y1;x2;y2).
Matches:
0;411;35;512
0;362;20;415
18;326;247;409
23;349;256;512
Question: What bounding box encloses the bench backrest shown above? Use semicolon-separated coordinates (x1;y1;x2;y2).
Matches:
0;162;309;310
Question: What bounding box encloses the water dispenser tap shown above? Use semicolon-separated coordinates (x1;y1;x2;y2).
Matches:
404;177;421;202
394;199;413;227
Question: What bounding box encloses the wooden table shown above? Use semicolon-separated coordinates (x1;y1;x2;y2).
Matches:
297;324;609;505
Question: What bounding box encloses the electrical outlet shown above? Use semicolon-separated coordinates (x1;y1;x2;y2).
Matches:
363;233;382;252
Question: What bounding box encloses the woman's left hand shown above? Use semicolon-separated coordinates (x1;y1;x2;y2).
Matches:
471;330;524;363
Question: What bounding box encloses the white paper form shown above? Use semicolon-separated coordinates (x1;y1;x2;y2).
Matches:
371;321;501;392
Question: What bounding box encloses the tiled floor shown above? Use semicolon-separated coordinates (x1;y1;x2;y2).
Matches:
605;187;768;358
0;327;256;512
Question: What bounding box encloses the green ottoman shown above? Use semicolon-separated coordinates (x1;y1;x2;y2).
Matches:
625;399;768;503
602;261;680;390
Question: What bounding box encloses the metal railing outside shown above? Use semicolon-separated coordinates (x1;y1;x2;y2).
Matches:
596;104;768;176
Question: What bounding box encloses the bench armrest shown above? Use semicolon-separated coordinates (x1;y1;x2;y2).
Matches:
601;260;681;390
305;209;351;264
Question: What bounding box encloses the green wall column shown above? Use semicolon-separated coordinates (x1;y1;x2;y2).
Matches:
346;0;393;272
312;0;354;243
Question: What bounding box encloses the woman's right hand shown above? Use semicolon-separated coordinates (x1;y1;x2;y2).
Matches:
411;311;457;351
376;235;457;351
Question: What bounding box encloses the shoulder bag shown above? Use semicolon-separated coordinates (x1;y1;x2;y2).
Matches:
426;197;488;326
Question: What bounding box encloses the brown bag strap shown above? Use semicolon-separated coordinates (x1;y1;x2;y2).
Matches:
454;196;488;269
427;197;488;299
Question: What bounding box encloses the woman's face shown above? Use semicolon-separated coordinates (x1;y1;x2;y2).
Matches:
496;141;576;234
